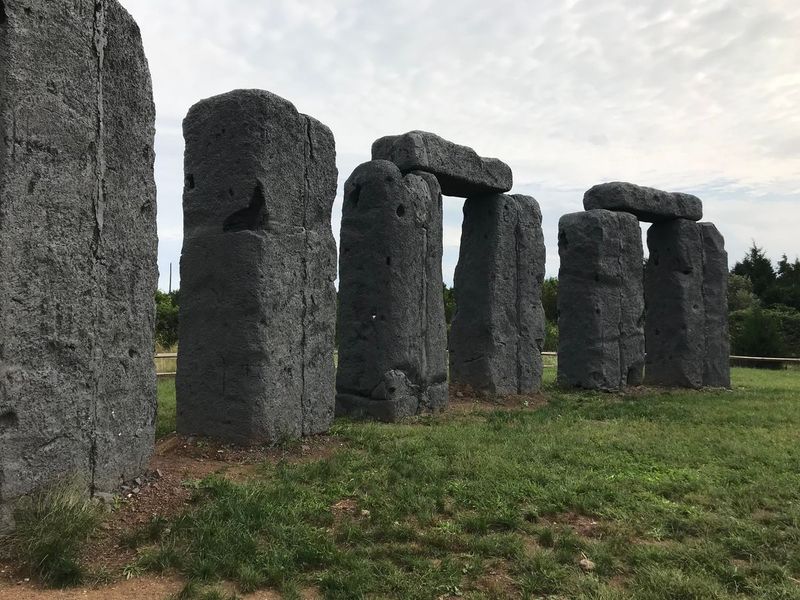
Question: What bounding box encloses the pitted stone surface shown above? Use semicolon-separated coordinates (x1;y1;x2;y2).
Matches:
450;194;546;395
644;219;730;388
177;89;337;444
0;0;158;531
701;223;731;388
557;210;645;391
336;160;448;421
372;130;512;198
584;182;703;223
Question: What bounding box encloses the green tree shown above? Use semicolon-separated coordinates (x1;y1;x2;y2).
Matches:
541;277;558;323
732;243;776;299
155;290;179;350
443;284;457;326
728;273;758;312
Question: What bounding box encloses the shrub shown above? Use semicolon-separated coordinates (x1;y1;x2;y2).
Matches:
729;307;800;358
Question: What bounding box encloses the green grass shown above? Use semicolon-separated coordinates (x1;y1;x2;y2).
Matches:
157;376;177;438
141;368;800;598
4;476;103;587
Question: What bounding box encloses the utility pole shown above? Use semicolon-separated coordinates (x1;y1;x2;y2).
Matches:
168;262;172;294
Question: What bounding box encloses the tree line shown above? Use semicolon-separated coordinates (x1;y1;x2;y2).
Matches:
156;243;800;358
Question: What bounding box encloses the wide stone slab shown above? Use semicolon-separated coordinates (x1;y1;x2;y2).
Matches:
557;210;645;391
644;219;730;388
177;89;337;444
372;130;512;198
336;160;448;421
450;194;546;395
584;182;703;222
0;0;158;531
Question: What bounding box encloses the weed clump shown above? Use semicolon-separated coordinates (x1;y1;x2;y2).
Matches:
6;476;102;587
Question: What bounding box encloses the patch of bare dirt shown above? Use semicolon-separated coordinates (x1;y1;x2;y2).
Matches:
0;576;183;600
470;560;522;599
447;385;549;414
2;434;347;596
541;512;603;538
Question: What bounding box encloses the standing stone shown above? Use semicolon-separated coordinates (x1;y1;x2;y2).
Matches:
0;0;158;530
700;223;731;388
177;90;337;444
644;220;730;388
336;160;448;421
372;131;512;198
584;182;703;222
450;194;546;395
557;210;645;391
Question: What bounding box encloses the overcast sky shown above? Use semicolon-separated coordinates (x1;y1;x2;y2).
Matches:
122;0;800;291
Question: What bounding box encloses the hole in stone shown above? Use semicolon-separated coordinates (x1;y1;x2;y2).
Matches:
228;188;234;197
595;308;601;314
1;1;7;24
386;256;391;266
185;174;195;190
349;184;361;207
0;410;18;430
682;269;692;275
223;181;268;232
128;348;139;359
388;387;396;394
396;204;406;218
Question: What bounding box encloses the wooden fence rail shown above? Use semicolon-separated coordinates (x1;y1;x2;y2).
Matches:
154;351;799;377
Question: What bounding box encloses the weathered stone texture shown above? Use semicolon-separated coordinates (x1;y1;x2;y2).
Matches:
584;182;703;223
450;194;546;395
644;220;730;388
372;131;512;198
177;89;337;444
700;223;731;388
336;160;448;421
0;0;158;530
557;210;645;391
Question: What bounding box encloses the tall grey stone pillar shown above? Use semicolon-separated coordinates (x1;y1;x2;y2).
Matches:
450;194;546;395
177;90;338;444
0;0;158;531
336;160;448;421
557;210;645;390
644;220;730;388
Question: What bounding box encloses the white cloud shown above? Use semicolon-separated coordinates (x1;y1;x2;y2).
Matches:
121;0;800;289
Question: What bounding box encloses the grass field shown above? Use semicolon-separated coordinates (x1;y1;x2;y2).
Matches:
135;367;800;599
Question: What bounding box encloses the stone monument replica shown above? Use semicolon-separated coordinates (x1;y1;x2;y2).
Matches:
0;0;158;530
177;89;338;444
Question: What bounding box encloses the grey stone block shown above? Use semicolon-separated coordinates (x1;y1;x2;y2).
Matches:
700;223;731;388
336;161;448;421
0;0;158;531
557;210;645;391
372;130;512;198
450;194;546;395
644;220;730;388
584;182;703;222
177;89;337;444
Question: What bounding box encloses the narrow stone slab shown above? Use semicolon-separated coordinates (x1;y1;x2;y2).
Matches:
450;194;546;395
372;130;512;198
177;89;337;444
584;182;703;222
336;160;448;421
701;223;731;388
0;0;158;531
557;210;645;391
644;219;730;388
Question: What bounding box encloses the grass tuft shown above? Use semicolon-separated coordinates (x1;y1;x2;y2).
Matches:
7;476;102;587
